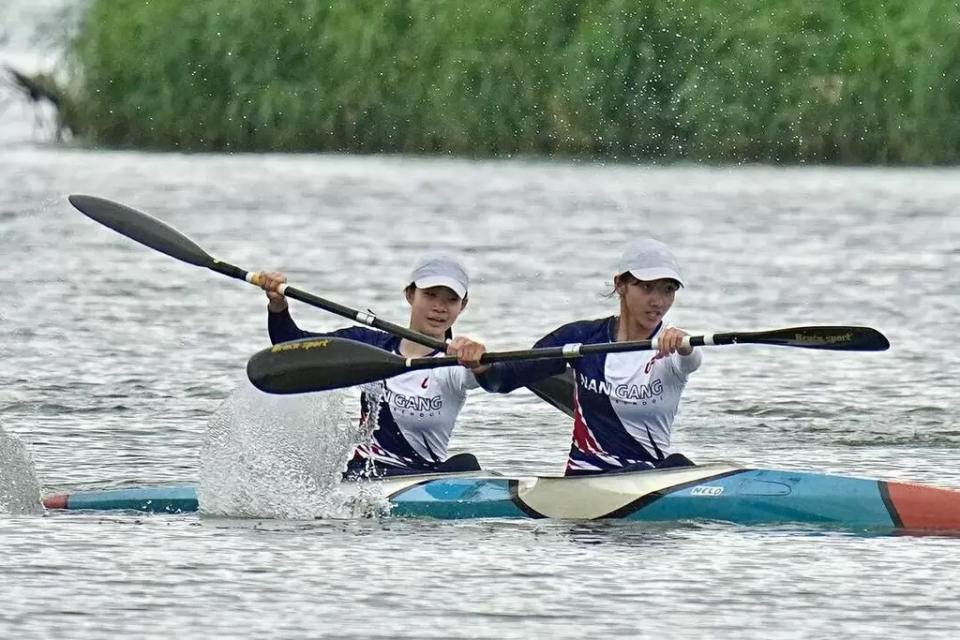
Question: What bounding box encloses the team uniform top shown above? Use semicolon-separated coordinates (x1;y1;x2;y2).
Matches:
269;309;479;471
476;316;702;475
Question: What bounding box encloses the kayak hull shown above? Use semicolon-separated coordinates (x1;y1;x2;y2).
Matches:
41;463;960;533
42;485;199;513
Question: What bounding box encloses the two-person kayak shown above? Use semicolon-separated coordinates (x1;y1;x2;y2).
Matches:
42;462;960;533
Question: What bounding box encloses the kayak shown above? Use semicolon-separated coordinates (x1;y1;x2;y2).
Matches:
42;462;960;533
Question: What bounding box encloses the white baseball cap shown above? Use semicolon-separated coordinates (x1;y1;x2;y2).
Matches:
617;238;684;287
408;251;469;298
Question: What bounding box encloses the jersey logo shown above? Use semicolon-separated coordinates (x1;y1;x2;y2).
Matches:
576;371;663;400
421;377;429;389
383;386;442;411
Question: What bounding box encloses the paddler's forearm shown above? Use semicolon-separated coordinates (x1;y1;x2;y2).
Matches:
674;346;703;375
474;358;568;394
268;307;313;344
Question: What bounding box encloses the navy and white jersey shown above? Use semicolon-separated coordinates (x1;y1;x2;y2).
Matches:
269;310;479;470
476;316;702;475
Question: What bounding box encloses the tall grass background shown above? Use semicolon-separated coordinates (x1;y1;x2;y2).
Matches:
66;0;960;163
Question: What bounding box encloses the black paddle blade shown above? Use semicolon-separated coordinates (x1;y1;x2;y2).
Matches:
527;370;575;417
247;337;409;394
720;326;890;351
69;194;212;267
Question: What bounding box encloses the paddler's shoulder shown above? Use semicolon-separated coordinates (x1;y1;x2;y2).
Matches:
327;325;401;351
536;316;616;346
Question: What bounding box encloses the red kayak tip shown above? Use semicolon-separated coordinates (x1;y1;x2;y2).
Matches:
42;494;67;509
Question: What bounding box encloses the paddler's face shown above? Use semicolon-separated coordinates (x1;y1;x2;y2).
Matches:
616;276;679;332
406;286;467;336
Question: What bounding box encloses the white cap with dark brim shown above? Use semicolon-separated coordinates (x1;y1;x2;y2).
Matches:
409;251;469;298
617;238;685;287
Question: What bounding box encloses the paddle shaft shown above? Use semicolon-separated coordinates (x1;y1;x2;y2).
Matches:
69;195;576;410
68;195;448;350
401;329;878;370
391;323;890;374
246;324;888;394
211;260;448;350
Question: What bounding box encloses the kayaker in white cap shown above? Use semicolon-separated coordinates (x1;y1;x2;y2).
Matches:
257;251;486;478
457;238;702;475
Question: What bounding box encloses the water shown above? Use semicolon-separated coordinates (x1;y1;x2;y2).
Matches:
3;5;960;640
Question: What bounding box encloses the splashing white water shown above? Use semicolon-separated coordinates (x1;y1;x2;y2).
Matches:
346;382;393;506
0;426;43;515
198;377;389;519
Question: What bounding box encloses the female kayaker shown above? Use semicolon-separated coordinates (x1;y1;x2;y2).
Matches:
456;238;702;476
258;251;485;478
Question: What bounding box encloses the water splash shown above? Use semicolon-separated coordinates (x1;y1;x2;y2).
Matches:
0;425;43;515
198;377;389;519
357;382;383;443
344;382;392;510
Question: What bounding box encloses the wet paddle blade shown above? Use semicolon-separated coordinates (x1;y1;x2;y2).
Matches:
69;194;213;267
715;326;890;351
247;337;410;394
527;371;575;416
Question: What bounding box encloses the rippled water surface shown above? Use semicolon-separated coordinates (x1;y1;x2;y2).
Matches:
2;147;959;639
3;8;960;639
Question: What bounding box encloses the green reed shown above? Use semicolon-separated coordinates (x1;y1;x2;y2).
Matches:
66;0;960;163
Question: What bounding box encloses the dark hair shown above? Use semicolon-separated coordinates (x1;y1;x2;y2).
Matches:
606;272;635;298
405;282;468;303
608;272;680;297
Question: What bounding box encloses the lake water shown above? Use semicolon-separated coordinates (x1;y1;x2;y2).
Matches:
2;4;960;639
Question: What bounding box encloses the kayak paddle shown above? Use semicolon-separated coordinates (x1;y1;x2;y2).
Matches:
247;325;890;394
67;194;576;414
68;194;416;333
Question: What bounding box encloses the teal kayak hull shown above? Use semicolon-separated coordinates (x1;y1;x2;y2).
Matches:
42;463;960;533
